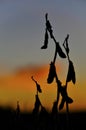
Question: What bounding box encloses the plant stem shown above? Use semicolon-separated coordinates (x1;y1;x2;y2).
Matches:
52;35;58;64
65;82;70;130
65;56;70;130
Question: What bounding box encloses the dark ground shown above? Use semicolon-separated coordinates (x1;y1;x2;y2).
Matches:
0;107;85;130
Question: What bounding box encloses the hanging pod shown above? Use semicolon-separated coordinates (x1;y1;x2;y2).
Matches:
46;20;53;38
41;28;49;49
59;97;73;110
45;13;53;38
66;96;73;104
60;85;73;103
56;42;66;58
59;94;73;110
47;62;56;84
66;60;76;84
59;85;73;110
45;14;52;32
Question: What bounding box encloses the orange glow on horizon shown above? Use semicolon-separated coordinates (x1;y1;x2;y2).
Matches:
0;64;85;112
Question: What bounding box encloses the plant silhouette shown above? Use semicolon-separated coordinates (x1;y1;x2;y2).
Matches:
31;76;48;130
16;13;76;130
31;76;46;115
31;76;42;115
41;13;76;130
16;100;21;122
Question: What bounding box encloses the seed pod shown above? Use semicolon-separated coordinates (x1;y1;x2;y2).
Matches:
56;42;66;58
41;28;49;49
47;62;56;84
67;60;76;84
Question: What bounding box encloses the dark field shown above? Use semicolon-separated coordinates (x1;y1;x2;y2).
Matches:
0;107;86;130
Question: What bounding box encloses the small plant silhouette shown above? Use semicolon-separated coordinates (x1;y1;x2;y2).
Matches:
31;76;47;130
31;76;42;115
16;101;20;119
31;76;46;115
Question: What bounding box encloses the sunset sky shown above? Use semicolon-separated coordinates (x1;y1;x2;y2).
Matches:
0;0;86;112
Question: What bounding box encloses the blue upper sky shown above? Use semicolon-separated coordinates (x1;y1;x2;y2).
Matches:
0;0;86;80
